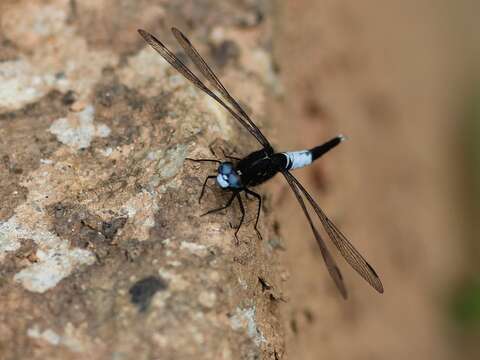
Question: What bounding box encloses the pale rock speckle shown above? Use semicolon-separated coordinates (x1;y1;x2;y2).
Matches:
14;244;94;293
167;260;182;267
48;105;111;150
209;271;221;282
27;323;86;353
0;158;96;292
198;291;217;309
0;59;61;111
96;123;112;138
1;3;118;110
0;218;22;259
120;191;158;241
100;147;113;157
238;278;248;290
1;217;95;292
118;46;170;96
158;268;189;292
180;241;208;256
40;158;54;165
156;145;188;179
230;306;266;347
27;326;61;346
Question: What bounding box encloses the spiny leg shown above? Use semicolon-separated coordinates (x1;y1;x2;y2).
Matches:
245;189;262;240
220;148;242;161
185;158;220;203
200;191;237;217
185;157;221;164
225;154;242;161
199;175;217;204
232;193;246;244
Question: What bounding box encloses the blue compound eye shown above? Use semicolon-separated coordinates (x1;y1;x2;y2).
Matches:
228;173;241;188
216;174;229;188
218;162;234;175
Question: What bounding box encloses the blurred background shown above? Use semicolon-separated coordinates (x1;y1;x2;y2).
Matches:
271;1;480;359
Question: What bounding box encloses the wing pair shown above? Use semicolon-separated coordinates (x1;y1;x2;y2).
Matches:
138;28;272;151
138;27;383;298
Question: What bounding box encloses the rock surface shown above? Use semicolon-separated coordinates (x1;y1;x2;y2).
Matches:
0;1;283;359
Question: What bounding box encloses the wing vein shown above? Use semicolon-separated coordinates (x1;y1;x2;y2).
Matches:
171;27;272;150
282;172;348;298
285;171;384;293
138;29;272;151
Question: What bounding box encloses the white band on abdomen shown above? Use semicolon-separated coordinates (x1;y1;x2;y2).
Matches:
283;150;313;170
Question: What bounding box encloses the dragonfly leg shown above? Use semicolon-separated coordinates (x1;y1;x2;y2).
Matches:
245;189;262;240
220;147;242;161
200;191;237;217
199;175;217;204
185;157;221;164
232;193;246;244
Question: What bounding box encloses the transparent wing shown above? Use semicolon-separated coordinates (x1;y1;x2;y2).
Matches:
171;27;272;150
138;29;272;150
285;171;384;294
283;171;348;298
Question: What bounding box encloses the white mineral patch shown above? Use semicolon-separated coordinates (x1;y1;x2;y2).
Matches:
0;59;58;111
1;3;118;111
161;239;171;247
40;158;54;165
180;241;208;256
230;306;266;346
0;150;97;293
238;278;248;290
158;268;188;292
14;246;94;293
120;191;158;241
167;260;182;267
27;323;84;352
96;123;111;137
27;326;61;345
0;216;58;259
156;145;188;179
147;150;161;161
0;218;22;259
118;46;170;95
0;216;95;292
198;291;216;308
48;105;111;150
100;147;113;156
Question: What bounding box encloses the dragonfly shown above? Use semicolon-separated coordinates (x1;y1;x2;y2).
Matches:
138;27;384;298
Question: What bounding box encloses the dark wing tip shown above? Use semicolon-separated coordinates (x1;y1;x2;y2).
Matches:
375;279;385;294
333;266;348;299
137;29;168;51
365;261;384;293
138;29;152;41
171;27;192;45
171;27;182;37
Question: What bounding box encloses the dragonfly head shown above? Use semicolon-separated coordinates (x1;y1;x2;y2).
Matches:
217;162;242;189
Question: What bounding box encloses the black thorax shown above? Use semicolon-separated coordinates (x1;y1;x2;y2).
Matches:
236;149;287;187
